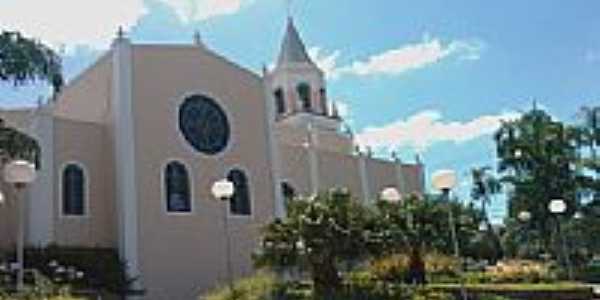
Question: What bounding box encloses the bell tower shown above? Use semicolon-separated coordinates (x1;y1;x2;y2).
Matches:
266;18;342;132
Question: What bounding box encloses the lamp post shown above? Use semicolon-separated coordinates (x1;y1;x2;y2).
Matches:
211;179;235;292
432;170;459;257
3;160;36;291
518;211;531;258
548;199;573;280
380;187;403;250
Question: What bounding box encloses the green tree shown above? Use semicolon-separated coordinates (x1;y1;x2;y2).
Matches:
470;166;503;261
255;189;373;299
0;119;39;163
0;31;63;93
575;106;600;200
0;30;62;163
495;105;578;252
255;190;484;297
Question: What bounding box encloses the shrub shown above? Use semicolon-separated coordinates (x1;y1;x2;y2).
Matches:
202;272;299;300
24;245;135;295
579;263;600;283
367;254;409;283
425;253;460;280
367;253;461;284
484;260;556;283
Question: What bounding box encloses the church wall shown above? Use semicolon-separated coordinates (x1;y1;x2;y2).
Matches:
317;150;363;198
365;158;400;199
317;130;353;154
278;143;424;203
279;144;311;196
53;52;113;124
400;164;425;195
130;45;276;299
52;118;117;248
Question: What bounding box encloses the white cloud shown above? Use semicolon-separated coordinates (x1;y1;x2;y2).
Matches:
309;36;484;79
356;110;519;152
0;0;250;49
0;1;147;49
308;47;342;78
159;0;249;23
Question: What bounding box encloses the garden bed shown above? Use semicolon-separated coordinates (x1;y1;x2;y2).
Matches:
429;283;594;300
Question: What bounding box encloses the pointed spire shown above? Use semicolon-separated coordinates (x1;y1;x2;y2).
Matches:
331;102;340;119
117;26;125;40
277;18;314;66
193;30;204;47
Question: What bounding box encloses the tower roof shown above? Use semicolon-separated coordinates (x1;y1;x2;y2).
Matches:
277;18;314;66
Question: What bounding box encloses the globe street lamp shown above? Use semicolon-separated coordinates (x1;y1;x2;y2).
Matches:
380;187;401;204
211;179;235;291
3;160;36;291
432;170;459;257
518;211;531;223
548;198;573;280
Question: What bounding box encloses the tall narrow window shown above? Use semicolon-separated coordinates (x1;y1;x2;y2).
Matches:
62;163;86;216
274;88;286;115
165;161;191;213
227;169;251;216
297;83;311;112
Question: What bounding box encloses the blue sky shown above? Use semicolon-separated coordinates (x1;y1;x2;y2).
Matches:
2;0;600;221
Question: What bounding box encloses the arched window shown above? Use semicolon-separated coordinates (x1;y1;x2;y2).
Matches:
274;88;286;115
297;83;312;112
62;163;86;216
165;161;191;213
227;169;251;216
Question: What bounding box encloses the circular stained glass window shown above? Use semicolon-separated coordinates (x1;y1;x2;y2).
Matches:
179;95;230;155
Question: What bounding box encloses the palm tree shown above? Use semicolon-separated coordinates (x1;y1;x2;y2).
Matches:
471;166;503;261
471;166;502;221
576;106;600;199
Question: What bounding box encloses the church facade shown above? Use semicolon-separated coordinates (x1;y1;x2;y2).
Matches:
0;20;424;299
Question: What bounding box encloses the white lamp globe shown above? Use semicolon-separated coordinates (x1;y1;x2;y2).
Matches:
211;179;235;201
380;187;401;204
4;160;36;185
548;199;567;214
0;191;4;205
431;169;457;191
518;211;531;222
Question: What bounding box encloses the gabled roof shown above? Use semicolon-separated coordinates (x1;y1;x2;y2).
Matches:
277;18;314;66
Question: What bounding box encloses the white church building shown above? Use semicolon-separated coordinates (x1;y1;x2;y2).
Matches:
0;19;424;299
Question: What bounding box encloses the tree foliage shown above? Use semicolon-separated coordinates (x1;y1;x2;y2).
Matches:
0;31;63;93
254;190;484;298
495;106;579;247
0;119;39;163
